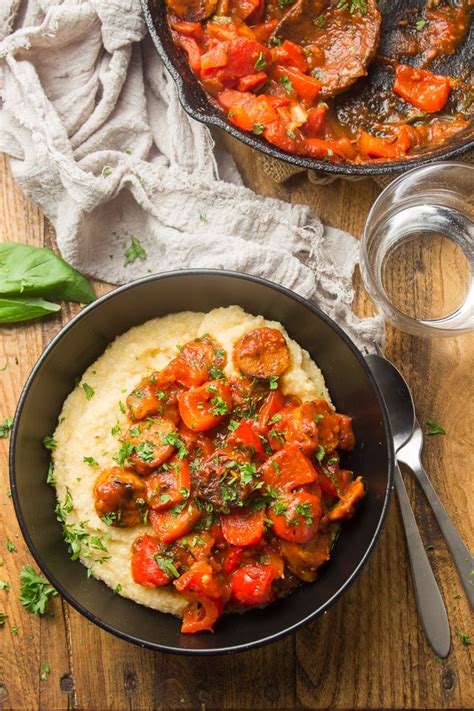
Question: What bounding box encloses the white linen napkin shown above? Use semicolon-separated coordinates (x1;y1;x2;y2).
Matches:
0;0;383;349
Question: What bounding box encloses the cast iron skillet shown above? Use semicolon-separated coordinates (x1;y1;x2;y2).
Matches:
142;0;473;176
10;271;393;654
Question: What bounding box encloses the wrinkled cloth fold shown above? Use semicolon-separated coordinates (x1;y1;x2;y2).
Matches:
0;0;383;349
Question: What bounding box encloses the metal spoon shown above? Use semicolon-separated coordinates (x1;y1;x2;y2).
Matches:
365;353;451;658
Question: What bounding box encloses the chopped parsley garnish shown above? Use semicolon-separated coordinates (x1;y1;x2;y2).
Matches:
208;366;224;379
278;0;294;8
415;19;428;31
228;419;240;432
124;236;147;266
83;456;99;468
155;556;180;579
46;462;56;487
19;565;58;615
279;76;293;94
101;512;118;526
210;396;230;417
0;580;10;591
238;462;258;485
102;166;112;177
315;445;326;463
270;36;282;46
118;400;126;414
115;441;136;467
336;0;368;15
162;432;188;459
82;383;94;400
0;417;13;439
314;413;324;423
6;539;17;553
254;52;267;71
272;500;288;516
159;493;171;504
271;460;280;474
313;15;326;26
42;435;57;451
111;423;121;437
11;625;18;635
425;419;446;436
286;129;297;140
252;123;265;136
180;487;190;498
268;376;279;390
295;502;313;524
0;612;7;626
268;414;282;425
199;211;208;222
135;441;155;462
114;583;122;594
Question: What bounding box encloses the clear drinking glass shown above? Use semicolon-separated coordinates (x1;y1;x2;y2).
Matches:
360;162;474;337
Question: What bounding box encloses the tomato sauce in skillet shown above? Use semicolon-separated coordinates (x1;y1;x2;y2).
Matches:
164;0;472;163
94;329;365;633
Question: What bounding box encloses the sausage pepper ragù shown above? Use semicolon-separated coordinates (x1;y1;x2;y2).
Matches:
164;0;472;163
93;327;365;633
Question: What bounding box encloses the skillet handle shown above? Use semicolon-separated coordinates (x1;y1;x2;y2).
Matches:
394;463;451;658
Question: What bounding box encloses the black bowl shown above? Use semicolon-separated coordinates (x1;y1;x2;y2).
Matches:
142;0;474;177
10;270;394;654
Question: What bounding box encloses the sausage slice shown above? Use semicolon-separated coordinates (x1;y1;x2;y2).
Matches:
234;327;290;379
274;0;381;97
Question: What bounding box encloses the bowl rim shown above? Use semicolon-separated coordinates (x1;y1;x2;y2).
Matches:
10;269;394;655
141;0;474;177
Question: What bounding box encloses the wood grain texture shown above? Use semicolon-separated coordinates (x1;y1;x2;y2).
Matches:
0;144;473;710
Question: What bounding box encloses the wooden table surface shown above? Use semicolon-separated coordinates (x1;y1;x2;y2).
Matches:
0;142;473;710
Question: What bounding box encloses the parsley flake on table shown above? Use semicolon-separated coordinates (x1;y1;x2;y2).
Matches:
0;416;13;439
0;612;7;626
124;236;147;266
11;625;18;635
425;419;446;436
19;565;58;615
0;580;10;591
6;539;17;553
40;663;51;681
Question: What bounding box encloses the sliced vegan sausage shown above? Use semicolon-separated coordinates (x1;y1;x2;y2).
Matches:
274;0;382;97
234;327;290;379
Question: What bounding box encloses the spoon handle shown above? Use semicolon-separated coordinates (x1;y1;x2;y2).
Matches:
394;464;451;658
398;457;474;609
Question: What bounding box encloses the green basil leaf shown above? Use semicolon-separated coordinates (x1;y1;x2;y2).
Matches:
0;243;95;303
0;296;61;324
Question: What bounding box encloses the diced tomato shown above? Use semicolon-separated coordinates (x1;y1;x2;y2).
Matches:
260;443;318;492
328;476;365;521
174;561;226;600
218;89;278;131
273;66;321;104
271;40;308;73
357;127;412;159
393;64;451;113
268;491;321;543
181;594;222;633
178;380;233;431
237;72;268;92
144;456;191;510
201;41;228;75
170;22;205;43
227;419;265;458
257;389;285;431
149;501;201;543
176;36;202;75
222;546;245;575
131;534;170;588
221;509;265;546
231;564;276;605
264;119;304;153
165;337;226;389
302;104;328;137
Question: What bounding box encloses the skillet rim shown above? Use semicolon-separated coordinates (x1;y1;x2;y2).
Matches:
141;0;474;176
9;269;395;655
